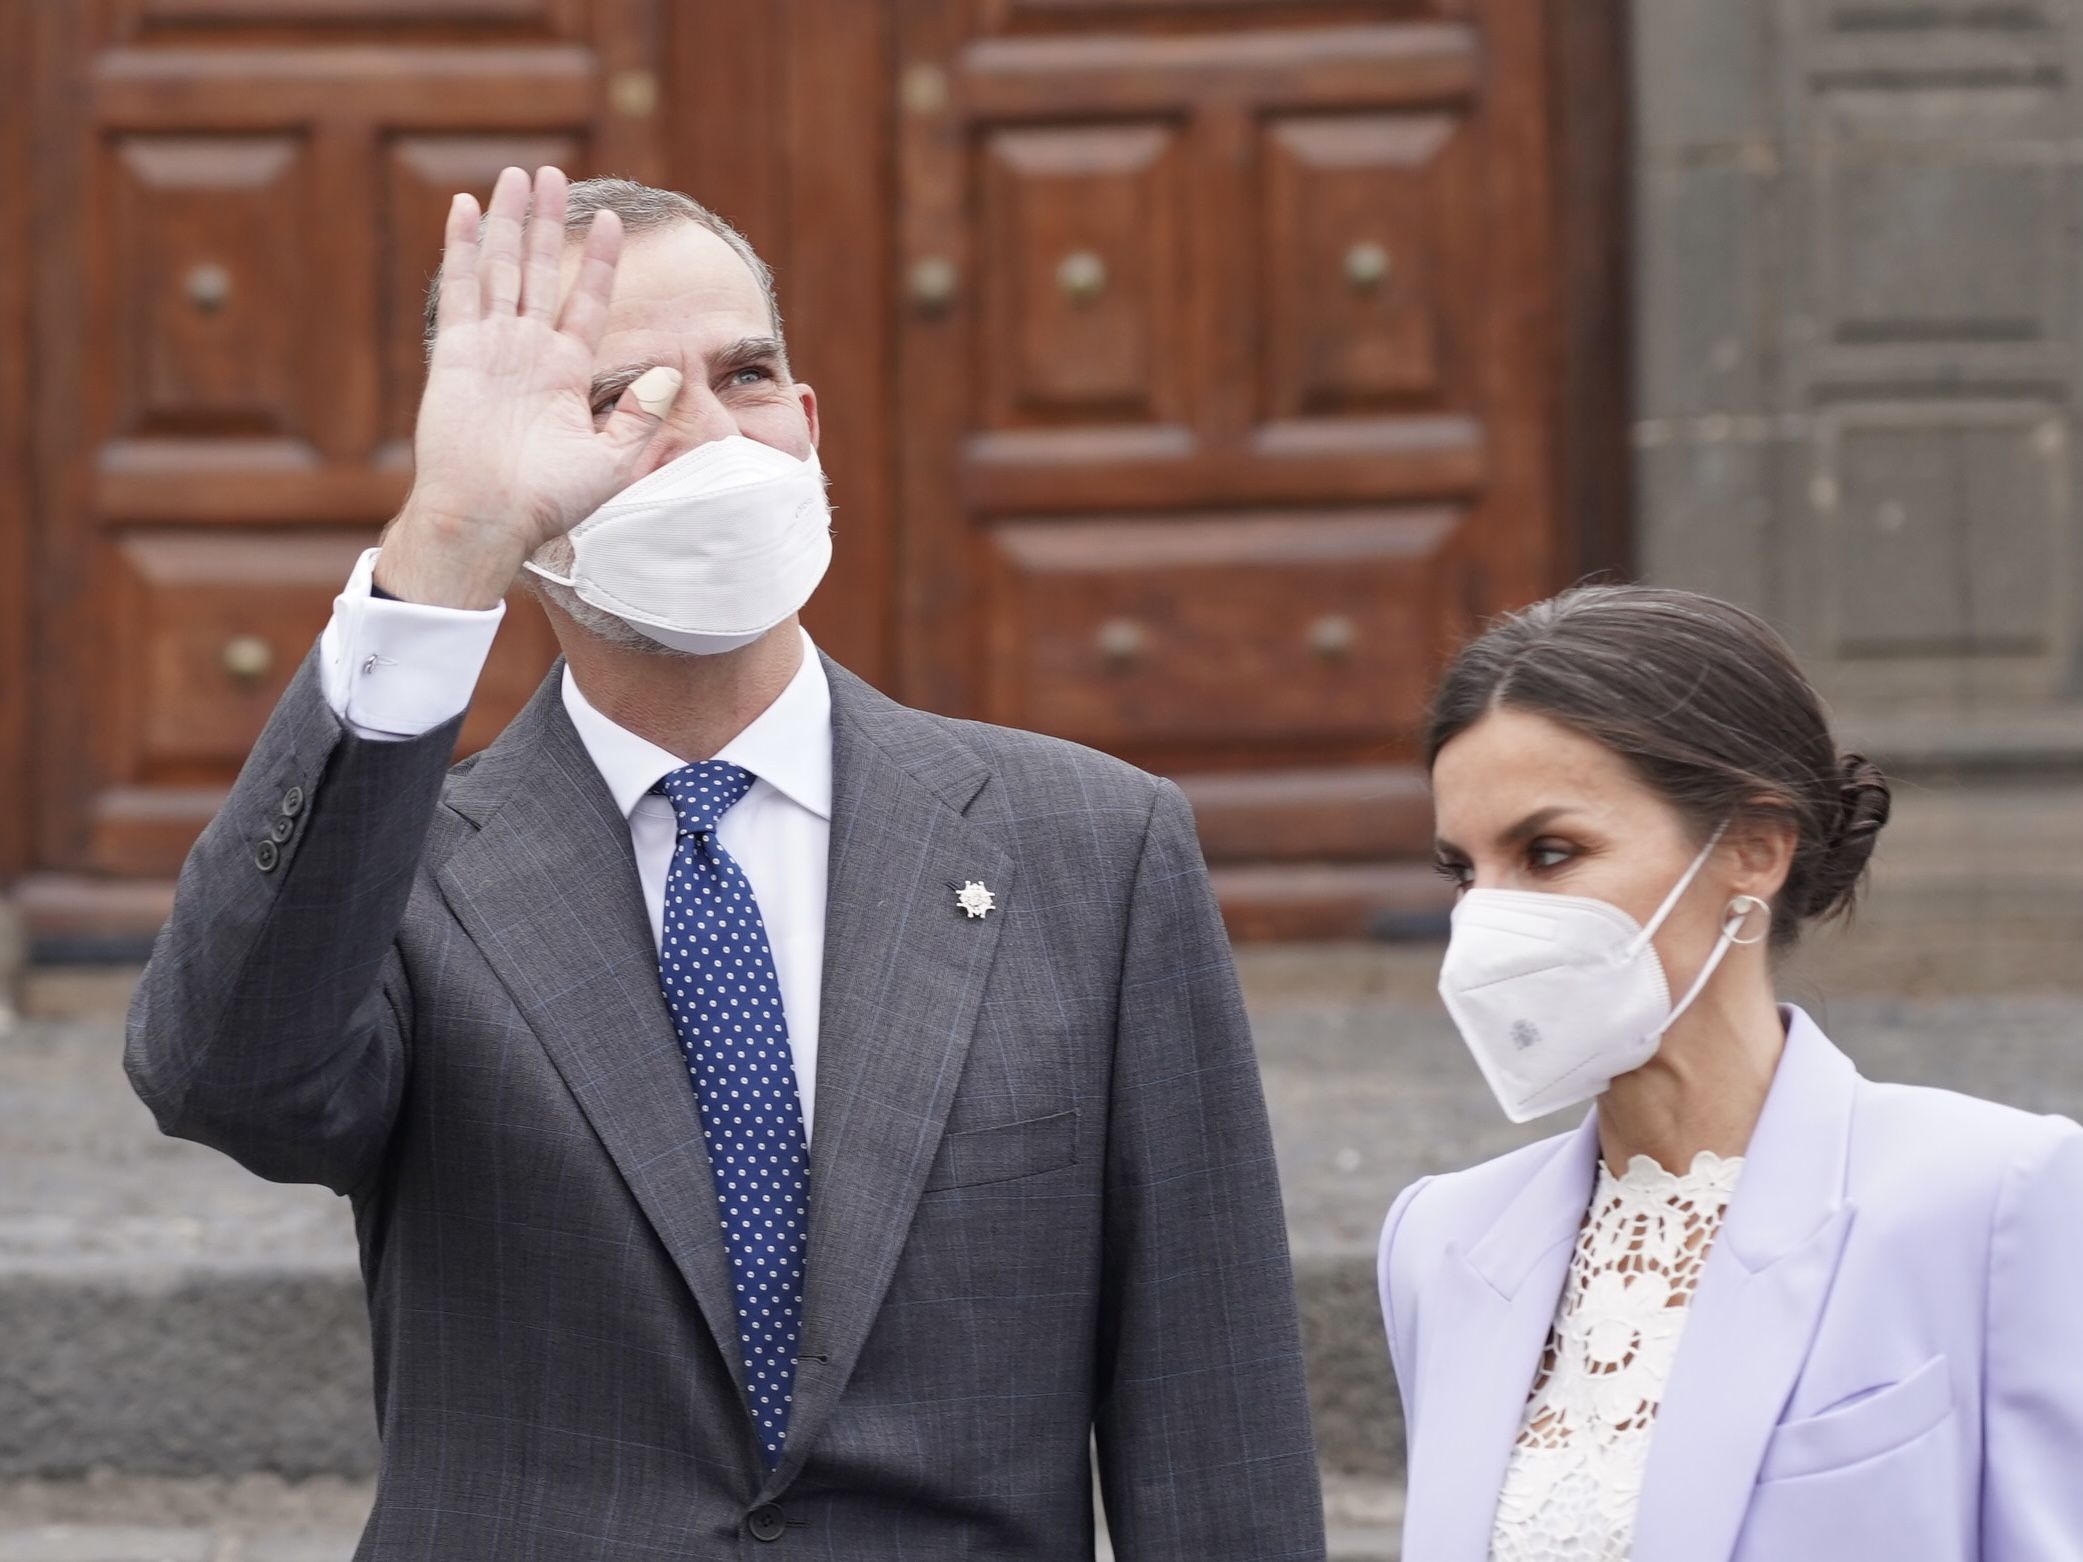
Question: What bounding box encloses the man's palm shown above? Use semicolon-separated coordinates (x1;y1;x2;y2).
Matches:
405;165;672;561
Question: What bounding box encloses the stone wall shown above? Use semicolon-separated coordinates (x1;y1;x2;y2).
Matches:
1632;0;2083;765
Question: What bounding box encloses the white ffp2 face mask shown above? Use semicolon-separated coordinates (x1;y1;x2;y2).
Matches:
1436;824;1768;1123
525;435;832;655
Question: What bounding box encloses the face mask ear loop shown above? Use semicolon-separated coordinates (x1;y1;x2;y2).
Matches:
1657;921;1737;1038
1655;893;1770;1038
521;558;579;589
1625;818;1732;959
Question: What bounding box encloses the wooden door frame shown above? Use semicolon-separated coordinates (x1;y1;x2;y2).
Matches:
664;0;900;689
1553;0;1634;583
1;0;33;894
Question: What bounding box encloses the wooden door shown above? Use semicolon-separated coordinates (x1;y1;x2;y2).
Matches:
893;0;1621;937
7;0;1623;951
23;0;666;922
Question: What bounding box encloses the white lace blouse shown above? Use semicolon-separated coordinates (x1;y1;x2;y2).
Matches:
1489;1150;1744;1562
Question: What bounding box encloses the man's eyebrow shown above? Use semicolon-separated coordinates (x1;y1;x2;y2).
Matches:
587;360;661;411
713;336;788;375
585;338;790;411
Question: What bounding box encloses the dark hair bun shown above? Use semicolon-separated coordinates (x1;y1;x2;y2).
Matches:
1799;753;1890;922
1423;585;1895;948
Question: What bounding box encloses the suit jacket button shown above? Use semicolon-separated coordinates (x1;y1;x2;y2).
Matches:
255;839;280;873
279;785;305;817
268;816;295;844
747;1504;786;1542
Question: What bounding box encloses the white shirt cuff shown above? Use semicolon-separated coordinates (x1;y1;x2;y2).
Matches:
318;547;505;741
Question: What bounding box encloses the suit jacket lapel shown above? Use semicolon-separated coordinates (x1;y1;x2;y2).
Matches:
1630;1009;1860;1562
761;658;1013;1495
1402;1117;1601;1562
434;664;752;1407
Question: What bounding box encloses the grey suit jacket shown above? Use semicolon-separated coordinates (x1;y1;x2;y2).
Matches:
125;650;1326;1560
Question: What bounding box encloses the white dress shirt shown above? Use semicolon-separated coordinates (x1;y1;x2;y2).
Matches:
317;547;831;1137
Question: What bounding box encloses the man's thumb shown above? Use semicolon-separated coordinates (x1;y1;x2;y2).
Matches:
605;364;682;446
630;364;682;417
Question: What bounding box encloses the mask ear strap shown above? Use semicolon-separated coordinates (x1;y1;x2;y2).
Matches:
1628;819;1731;956
521;558;578;589
1656;893;1771;1037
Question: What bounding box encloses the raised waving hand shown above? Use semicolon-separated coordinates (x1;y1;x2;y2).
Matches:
377;165;681;609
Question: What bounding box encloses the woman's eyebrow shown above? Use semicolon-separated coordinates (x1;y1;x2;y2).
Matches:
1500;806;1581;845
1435;805;1586;860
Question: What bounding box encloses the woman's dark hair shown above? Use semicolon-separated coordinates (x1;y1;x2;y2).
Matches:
1425;584;1890;947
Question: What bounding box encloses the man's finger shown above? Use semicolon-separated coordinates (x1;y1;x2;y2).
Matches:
519;166;567;324
434;192;482;336
479;165;530;317
599;364;681;457
556;208;623;354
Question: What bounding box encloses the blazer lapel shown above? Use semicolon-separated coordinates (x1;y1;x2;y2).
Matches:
762;659;1014;1494
1402;1116;1602;1562
1629;1008;1860;1562
434;665;752;1406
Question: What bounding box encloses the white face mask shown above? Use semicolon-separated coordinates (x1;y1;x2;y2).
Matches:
525;435;832;656
1436;823;1769;1123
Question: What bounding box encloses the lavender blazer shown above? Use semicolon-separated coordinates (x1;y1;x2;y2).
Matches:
1378;1007;2083;1562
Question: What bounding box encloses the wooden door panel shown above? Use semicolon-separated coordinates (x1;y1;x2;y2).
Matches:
980;123;1189;427
99;530;561;874
113;138;311;442
952;24;1482;121
962;412;1486;508
382;134;589;446
984;0;1468;23
101;0;589;43
984;509;1458;752
112;531;366;782
1262;114;1465;415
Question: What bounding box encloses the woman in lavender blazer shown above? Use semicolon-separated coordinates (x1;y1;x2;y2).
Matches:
1379;586;2083;1562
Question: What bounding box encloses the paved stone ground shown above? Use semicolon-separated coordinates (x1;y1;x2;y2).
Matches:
0;1475;373;1559
5;923;2079;1554
0;1475;1401;1559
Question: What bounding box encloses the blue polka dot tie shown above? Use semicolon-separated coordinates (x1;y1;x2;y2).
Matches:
655;762;809;1469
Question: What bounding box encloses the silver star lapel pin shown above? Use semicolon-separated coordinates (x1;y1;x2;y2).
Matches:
956;880;997;920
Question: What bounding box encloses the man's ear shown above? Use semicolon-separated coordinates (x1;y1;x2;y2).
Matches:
1728;804;1798;904
796;383;820;450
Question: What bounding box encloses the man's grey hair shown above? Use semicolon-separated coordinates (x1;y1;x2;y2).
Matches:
421;177;784;359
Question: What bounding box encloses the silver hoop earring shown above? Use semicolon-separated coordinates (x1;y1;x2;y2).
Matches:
1723;894;1771;946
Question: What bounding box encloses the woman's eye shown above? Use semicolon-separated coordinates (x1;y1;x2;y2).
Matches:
1529;842;1573;871
1432;858;1473;889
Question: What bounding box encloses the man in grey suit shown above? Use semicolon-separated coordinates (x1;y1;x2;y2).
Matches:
126;166;1324;1559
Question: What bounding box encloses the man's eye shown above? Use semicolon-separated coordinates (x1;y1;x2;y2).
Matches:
730;366;772;386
